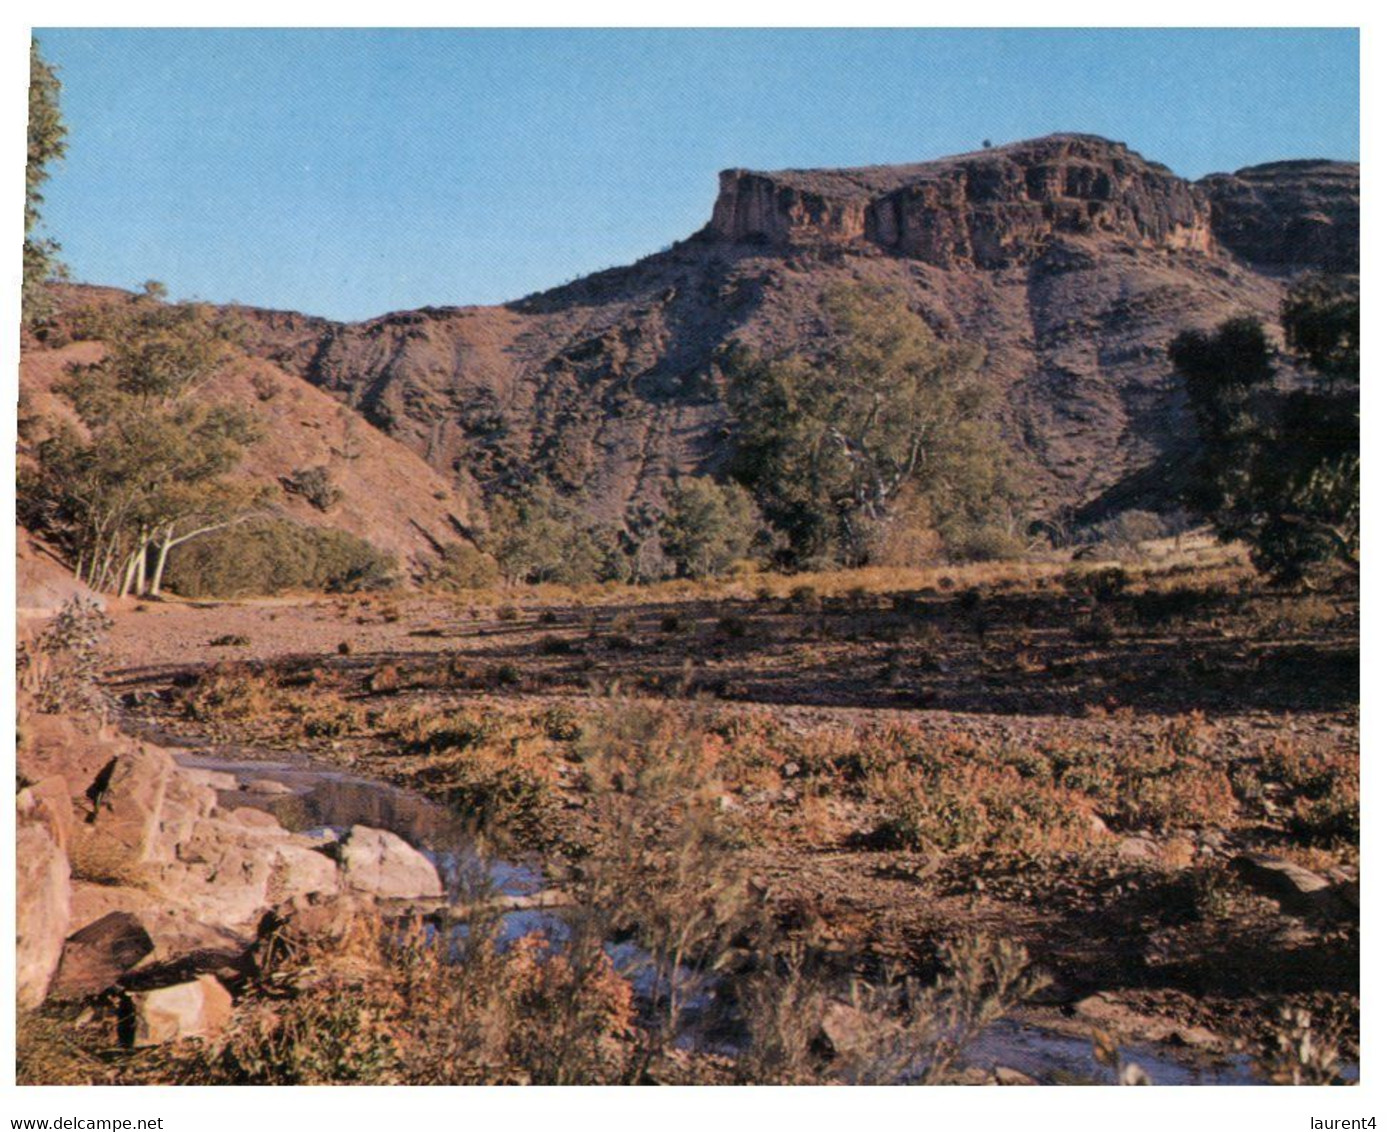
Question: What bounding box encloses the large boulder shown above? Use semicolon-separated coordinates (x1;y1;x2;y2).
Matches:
69;881;252;971
271;843;341;903
16;820;72;1010
90;745;176;865
335;825;443;899
48;911;154;1000
127;974;233;1047
16;713;120;800
149;771;220;861
160;818;279;928
17;775;74;853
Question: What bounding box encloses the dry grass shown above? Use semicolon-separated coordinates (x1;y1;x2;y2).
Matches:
101;905;636;1085
66;829;153;889
424;539;1247;616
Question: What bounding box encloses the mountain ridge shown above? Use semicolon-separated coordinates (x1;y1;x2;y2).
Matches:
163;135;1360;532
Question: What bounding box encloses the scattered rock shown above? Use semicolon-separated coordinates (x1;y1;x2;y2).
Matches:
1162;836;1197;869
334;825;443;899
1168;1025;1222;1049
1196;828;1227;852
1117;836;1159;862
817;999;869;1058
994;1065;1039;1085
1232;853;1352;919
181;768;239;792
128;974;234;1047
238;778;297;796
49;911;155;1000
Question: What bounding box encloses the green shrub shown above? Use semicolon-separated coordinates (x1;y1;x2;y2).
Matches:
427;541;500;592
165;519;395;597
659;476;762;579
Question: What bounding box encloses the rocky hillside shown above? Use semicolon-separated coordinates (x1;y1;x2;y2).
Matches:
19;334;479;580
220;136;1360;523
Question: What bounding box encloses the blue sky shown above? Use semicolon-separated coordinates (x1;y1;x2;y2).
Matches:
34;28;1359;321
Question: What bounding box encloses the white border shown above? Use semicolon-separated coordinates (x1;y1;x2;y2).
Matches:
3;9;1373;1131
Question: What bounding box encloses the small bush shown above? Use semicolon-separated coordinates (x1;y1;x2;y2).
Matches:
427;542;500;592
18;596;113;714
717;615;749;639
368;663;402;694
282;465;343;512
948;525;1027;563
1078;510;1176;560
181;663;278;722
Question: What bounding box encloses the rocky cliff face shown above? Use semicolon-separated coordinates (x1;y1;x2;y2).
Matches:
1199;159;1359;273
707;135;1213;267
231;135;1357;527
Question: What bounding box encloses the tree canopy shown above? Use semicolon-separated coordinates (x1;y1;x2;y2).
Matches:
24;37;68;327
659;477;761;579
20;296;265;596
726;284;1021;567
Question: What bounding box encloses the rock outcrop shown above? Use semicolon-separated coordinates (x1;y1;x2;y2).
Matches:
707;135;1213;266
15;686;442;1012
